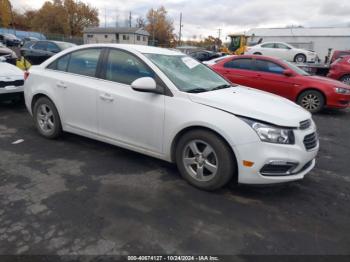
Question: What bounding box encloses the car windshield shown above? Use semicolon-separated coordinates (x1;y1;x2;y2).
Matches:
283;60;310;76
144;53;232;93
56;42;76;50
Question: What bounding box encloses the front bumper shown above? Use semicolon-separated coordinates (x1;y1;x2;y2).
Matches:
327;93;350;109
0;85;24;95
233;128;319;185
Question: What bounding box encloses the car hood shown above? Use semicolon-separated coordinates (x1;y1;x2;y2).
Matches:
306;75;350;88
0;62;24;78
189;86;311;127
0;47;16;57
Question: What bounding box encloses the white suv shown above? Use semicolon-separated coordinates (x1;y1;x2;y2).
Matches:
24;44;319;191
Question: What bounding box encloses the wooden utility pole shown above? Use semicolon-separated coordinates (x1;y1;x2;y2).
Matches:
129;11;132;27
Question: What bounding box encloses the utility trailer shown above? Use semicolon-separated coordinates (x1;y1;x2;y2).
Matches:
295;49;350;76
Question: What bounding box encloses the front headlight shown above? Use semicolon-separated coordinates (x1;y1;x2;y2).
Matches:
240;118;295;144
335;87;350;94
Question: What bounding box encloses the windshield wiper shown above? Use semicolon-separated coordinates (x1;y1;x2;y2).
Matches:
211;84;232;91
186;88;209;93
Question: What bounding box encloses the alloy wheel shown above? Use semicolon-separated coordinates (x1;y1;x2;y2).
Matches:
37;104;55;133
301;94;320;111
182;140;218;182
295;55;306;63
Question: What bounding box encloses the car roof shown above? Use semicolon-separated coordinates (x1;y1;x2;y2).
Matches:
260;41;290;45
214;54;284;66
72;44;185;56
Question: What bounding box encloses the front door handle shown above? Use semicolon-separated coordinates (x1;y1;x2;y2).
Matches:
100;93;114;102
56;82;67;89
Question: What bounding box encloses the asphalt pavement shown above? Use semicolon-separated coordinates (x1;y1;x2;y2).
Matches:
0;101;349;258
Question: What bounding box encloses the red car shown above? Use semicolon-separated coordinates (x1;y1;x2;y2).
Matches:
327;55;350;85
211;55;350;113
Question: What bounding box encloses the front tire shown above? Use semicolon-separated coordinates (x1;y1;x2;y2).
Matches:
33;97;62;139
340;74;350;85
175;129;236;191
294;54;306;63
297;90;325;113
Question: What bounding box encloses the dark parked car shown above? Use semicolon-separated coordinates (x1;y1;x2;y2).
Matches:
20;36;39;47
189;50;222;62
0;33;21;47
21;40;76;65
0;43;18;65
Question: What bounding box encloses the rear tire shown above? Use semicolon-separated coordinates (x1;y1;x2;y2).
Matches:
297;90;325;113
175;129;236;191
33;97;62;139
340;74;350;85
294;54;306;63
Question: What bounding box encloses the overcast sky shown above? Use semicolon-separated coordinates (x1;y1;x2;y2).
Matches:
10;0;350;40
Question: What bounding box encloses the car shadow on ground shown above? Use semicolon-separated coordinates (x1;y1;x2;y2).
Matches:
0;99;347;201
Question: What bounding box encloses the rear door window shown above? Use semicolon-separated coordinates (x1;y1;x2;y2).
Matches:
103;49;154;85
261;43;275;48
46;42;60;53
47;54;71;71
224;58;253;70
255;59;285;74
33;41;47;50
66;48;102;77
275;43;290;49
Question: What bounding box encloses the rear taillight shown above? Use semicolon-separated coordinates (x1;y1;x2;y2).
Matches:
24;71;29;80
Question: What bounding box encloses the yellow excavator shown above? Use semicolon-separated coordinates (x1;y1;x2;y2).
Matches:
220;34;250;55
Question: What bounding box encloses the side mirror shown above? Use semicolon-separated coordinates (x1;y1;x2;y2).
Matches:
283;69;294;77
131;77;157;93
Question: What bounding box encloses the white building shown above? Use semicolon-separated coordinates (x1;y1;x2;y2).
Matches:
246;27;350;62
83;27;150;45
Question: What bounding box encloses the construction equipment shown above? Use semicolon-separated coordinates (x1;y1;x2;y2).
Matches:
16;56;31;70
220;34;249;55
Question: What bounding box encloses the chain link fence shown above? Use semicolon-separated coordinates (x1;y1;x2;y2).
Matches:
45;33;84;45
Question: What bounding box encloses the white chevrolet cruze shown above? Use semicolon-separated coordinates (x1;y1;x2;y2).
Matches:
24;44;319;191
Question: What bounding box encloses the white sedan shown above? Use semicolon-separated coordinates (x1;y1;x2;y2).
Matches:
24;44;319;191
0;58;25;102
245;42;317;63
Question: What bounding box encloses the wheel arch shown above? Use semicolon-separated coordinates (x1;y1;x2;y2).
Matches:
31;93;54;112
170;125;239;183
339;73;350;81
294;53;307;62
296;88;327;105
31;93;63;123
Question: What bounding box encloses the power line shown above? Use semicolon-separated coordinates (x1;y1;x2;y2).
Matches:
217;28;222;40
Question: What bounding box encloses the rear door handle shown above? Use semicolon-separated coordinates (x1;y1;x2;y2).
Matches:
100;93;114;102
56;82;67;89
